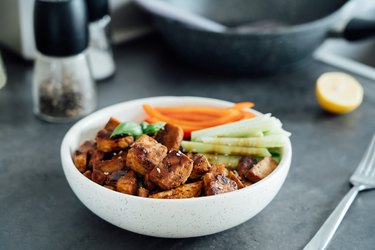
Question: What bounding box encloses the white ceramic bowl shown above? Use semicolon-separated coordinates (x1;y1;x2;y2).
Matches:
60;96;292;238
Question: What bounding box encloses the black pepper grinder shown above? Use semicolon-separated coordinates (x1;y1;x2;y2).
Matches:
86;0;116;80
33;0;96;122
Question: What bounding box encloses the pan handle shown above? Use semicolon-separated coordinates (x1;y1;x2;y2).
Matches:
342;18;375;41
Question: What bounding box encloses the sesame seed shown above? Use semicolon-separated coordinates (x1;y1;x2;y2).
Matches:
156;168;161;174
104;172;109;175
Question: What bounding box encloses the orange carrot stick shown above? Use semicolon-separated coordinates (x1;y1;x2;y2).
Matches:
241;112;256;119
155;106;232;116
143;104;243;127
231;102;255;110
145;116;193;139
158;111;221;121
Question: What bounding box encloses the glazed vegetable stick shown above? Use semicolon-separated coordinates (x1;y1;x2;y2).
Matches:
196;135;289;148
158;112;220;121
271;155;281;163
264;129;292;137
268;147;283;155
155;106;234;116
201;153;242;170
143;104;243;127
191;114;271;139
181;141;271;157
202;153;280;169
231;102;255;110
191;114;280;139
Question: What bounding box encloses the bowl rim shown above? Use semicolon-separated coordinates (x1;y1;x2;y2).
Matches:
60;96;292;204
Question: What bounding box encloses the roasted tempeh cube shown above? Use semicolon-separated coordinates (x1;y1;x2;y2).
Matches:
242;180;253;187
88;148;105;169
96;128;134;153
82;170;92;180
210;164;228;176
126;135;168;175
92;169;107;185
143;173;157;190
104;185;115;190
246;156;278;182
93;157;124;173
92;158;125;185
202;165;237;196
138;187;149;197
154;123;184;151
109;150;128;161
104;117;121;131
148;150;193;190
237;156;258;180
188;153;212;180
105;169;127;187
116;169;137;195
227;170;245;189
149;181;202;199
73;140;95;172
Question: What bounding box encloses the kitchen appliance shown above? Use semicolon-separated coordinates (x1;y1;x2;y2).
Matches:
0;0;152;60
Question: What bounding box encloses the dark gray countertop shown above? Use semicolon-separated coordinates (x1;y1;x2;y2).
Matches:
1;35;374;250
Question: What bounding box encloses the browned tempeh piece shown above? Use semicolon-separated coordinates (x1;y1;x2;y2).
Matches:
73;140;95;172
237;156;258;180
210;164;228;176
104;117;121;131
104;185;115;190
126;135;168;175
109;150;128;160
242;180;253;187
154;123;184;151
149;181;202;199
91;158;125;185
116;170;137;195
92;169;107;185
138;187;149;197
227;171;245;189
202;165;237;196
82;170;92;180
148;150;193;190
94;157;124;173
105;169;127;187
88;148;105;169
246;156;277;182
96;128;134;153
143;173;157;190
188;153;212;180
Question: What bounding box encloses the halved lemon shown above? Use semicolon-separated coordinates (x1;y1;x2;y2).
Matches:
316;72;364;114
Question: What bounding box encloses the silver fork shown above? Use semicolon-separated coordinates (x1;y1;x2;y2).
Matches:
304;134;375;250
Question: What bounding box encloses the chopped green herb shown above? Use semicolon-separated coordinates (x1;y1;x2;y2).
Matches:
140;122;149;132
110;121;143;138
110;121;166;138
142;122;166;134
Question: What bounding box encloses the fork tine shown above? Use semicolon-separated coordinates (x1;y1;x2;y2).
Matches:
355;134;375;176
370;167;375;178
364;143;375;176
